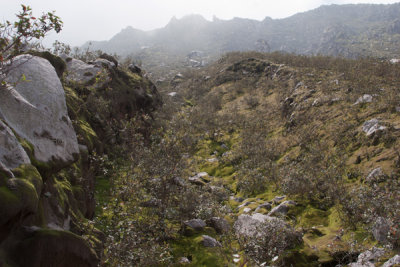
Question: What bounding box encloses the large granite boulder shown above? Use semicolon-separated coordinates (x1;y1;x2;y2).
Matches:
0;120;30;176
1;55;79;167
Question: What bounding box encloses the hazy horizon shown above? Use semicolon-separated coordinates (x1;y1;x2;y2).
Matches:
1;0;399;47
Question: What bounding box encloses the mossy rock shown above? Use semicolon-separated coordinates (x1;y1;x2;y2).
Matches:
28;51;66;77
0;177;39;227
10;228;99;267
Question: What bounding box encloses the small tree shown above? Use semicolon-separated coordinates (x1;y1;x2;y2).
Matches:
0;4;62;84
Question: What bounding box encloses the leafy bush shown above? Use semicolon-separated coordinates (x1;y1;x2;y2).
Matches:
0;5;62;84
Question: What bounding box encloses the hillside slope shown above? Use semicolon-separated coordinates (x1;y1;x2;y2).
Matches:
107;51;400;266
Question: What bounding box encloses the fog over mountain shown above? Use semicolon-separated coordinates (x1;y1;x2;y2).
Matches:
84;3;400;59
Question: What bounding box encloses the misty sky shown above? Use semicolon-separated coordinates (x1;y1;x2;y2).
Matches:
1;0;399;46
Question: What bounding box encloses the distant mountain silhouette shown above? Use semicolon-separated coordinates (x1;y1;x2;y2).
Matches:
83;3;400;58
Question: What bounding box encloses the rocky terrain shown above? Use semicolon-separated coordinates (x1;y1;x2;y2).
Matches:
0;51;160;266
1;3;400;266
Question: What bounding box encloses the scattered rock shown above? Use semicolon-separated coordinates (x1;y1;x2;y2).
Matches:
234;197;245;203
188;172;209;185
1;55;79;165
207;217;230;234
167;92;177;97
179;257;190;264
372;217;390;243
349;247;385;267
390;58;400;64
362;118;386;136
184;219;206;231
243;207;252;213
238;201;254;209
128;64;142;75
268;200;296;217
272;196;286;204
354;94;373;105
382;255;400;267
201;235;221;247
234;213;274;237
207;157;218;163
92;58;115;69
365;167;386;184
255;202;272;212
99;53;118;67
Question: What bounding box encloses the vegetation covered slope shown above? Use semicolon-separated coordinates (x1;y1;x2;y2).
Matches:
95;51;400;266
85;3;400;59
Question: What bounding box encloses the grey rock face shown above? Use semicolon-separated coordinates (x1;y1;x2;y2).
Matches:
201;235;221;247
383;255;400;267
65;58;110;87
1;55;79;165
184;219;206;231
362;118;386;136
0;120;30;173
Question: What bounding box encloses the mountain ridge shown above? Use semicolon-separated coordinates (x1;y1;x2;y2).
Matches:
83;3;400;59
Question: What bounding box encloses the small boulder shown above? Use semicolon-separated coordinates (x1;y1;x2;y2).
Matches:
362;118;386;136
128;64;142;75
349;247;385;267
268;200;296;217
207;217;230;234
188;172;209;185
354;94;373;105
201;235;221;247
99;53;118;67
272;195;286;204
179;257;190;264
372;217;390;243
382;255;400;267
184;219;206;231
255;202;272;212
365;167;386;184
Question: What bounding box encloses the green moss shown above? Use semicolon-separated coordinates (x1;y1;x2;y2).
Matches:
75;119;98;151
94;175;111;216
172;233;228;267
12;164;42;193
53;177;73;210
214;166;234;177
296;206;330;228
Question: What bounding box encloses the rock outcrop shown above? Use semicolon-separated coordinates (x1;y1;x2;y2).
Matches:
0;51;161;266
1;55;79;168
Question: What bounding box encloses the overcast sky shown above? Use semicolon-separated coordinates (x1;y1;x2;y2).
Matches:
1;0;399;46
